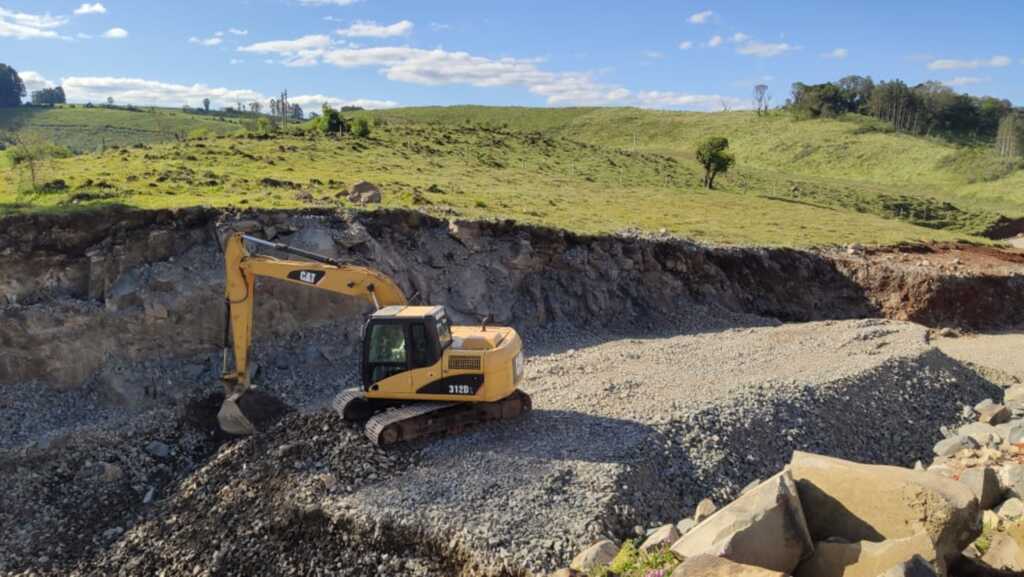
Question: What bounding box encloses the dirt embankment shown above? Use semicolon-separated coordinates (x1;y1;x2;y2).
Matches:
832;243;1024;330
2;207;1023;396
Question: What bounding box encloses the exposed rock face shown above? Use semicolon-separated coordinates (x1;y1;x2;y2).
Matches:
794;533;940;577
670;471;813;574
0;208;876;392
789;452;981;566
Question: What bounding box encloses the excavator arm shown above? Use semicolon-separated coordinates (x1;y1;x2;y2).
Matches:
221;232;407;396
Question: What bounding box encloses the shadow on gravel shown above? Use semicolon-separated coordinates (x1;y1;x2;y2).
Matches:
442;409;668;464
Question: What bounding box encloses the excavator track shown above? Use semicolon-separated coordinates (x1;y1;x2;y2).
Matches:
334;389;532;446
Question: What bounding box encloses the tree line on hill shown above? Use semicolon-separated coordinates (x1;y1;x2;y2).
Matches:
787;75;1023;155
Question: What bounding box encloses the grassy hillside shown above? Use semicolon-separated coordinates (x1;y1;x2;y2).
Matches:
0;119;976;247
375;107;1024;217
0;105;242;152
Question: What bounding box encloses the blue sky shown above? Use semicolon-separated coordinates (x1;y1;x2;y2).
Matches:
3;1;1022;112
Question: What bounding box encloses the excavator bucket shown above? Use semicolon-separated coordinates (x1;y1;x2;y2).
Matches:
217;389;293;436
218;393;257;436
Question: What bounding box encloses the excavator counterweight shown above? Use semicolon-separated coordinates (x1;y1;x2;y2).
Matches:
217;232;530;443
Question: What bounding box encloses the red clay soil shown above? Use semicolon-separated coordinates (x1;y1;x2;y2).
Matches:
829;243;1024;330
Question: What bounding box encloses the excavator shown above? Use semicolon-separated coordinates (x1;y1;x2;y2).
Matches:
217;231;531;445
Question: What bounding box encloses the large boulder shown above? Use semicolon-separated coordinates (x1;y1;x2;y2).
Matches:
1000;463;1024;499
670;471;813;574
957;467;1001;510
347;181;382;204
794;533;939;577
878;554;939;577
789;452;980;564
640;524;680;552
980;533;1024;572
671;555;788;577
569;540;618;573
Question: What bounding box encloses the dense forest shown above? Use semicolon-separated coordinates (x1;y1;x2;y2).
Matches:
788;76;1023;154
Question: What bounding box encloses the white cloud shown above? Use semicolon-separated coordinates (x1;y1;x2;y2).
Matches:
298;0;360;5
731;32;750;43
230;58;244;65
821;47;848;60
228;28;248;36
103;27;127;39
430;22;451;31
242;35;751;110
688;10;713;24
678;40;692;50
643;50;664;60
290;94;399;110
336;20;413;38
736;41;796;58
61;76;261;107
707;35;722;47
20;70;55;92
240;34;331;54
73;3;106;15
636;91;749;111
0;7;67;39
189;35;223;46
944;76;989;87
927;55;1011;70
76;32;92;39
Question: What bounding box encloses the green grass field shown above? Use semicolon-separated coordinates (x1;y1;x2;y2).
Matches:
2;104;1021;247
0;105;243;152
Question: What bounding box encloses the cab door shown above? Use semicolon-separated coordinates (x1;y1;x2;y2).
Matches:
363;321;412;394
406;321;443;394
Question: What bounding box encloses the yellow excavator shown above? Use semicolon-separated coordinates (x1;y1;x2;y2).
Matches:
217;232;530;445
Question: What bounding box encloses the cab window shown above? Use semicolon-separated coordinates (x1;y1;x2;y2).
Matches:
368;324;406;364
410;323;431;367
435;316;452;350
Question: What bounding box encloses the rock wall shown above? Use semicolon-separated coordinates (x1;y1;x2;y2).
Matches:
1;207;1020;393
0;208;876;392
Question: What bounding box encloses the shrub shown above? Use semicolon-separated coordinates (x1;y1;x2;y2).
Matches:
315;104;345;136
352;117;371;138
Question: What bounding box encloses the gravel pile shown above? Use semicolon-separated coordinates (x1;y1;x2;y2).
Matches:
0;315;1001;576
0;406;214;573
339;318;1000;573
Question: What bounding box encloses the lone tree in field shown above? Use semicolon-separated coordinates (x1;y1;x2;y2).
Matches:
696;136;735;189
202;97;210;112
0;64;26;107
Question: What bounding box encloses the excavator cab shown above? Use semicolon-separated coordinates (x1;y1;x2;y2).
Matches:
362;305;451;388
